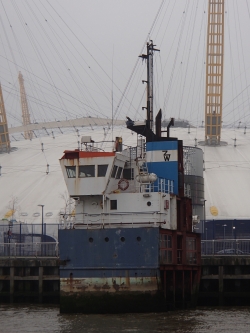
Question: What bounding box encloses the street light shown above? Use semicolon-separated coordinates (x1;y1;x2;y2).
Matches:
233;226;236;240
38;204;44;244
233;226;236;250
200;199;207;234
222;224;227;251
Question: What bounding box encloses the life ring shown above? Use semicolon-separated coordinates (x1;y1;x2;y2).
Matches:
118;178;129;191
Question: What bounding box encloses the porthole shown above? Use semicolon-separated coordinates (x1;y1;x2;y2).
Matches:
33;212;40;217
120;237;125;242
20;212;28;217
147;201;151;206
137;236;141;242
89;237;93;243
105;237;109;242
46;212;53;217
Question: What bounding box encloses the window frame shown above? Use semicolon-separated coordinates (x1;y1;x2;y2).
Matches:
79;165;95;178
97;164;108;177
65;166;76;178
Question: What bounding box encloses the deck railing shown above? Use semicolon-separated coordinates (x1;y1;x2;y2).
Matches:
201;239;250;255
139;178;174;194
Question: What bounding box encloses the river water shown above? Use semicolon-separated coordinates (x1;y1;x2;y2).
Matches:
0;305;249;333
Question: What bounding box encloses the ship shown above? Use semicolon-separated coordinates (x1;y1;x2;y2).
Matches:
58;41;202;313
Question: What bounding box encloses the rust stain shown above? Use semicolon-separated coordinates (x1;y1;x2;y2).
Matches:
69;273;73;292
61;277;159;294
125;270;130;287
112;279;120;292
93;285;101;291
101;282;111;290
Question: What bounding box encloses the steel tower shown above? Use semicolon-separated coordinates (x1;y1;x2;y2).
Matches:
0;84;11;153
18;71;33;140
205;0;224;145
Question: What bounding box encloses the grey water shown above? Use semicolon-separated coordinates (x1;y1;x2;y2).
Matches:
0;305;250;333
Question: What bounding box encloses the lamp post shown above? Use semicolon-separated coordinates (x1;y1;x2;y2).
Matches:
233;226;236;250
223;224;227;251
200;199;207;235
233;226;236;240
38;205;44;254
205;227;208;255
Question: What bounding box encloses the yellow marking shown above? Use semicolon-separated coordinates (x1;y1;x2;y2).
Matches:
210;206;218;216
4;209;15;218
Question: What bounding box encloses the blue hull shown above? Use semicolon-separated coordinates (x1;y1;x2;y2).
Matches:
59;227;166;313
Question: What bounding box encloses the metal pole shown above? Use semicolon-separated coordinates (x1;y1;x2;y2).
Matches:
233;226;236;250
38;204;44;256
205;228;208;255
42;206;44;244
200;199;207;235
223;224;227;251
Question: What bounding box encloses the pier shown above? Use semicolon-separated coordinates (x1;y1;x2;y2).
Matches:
1;239;250;307
199;255;250;306
0;242;59;303
199;239;250;306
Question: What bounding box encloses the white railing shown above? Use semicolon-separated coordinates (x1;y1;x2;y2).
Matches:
73;212;166;229
0;242;59;257
201;239;250;255
139;178;174;194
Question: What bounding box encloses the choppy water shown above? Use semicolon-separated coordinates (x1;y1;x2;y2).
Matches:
0;305;250;333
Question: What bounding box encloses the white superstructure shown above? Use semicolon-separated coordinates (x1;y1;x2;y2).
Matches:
1;125;250;232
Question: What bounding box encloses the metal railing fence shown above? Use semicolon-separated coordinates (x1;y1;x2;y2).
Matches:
202;239;250;255
0;242;59;257
0;223;60;243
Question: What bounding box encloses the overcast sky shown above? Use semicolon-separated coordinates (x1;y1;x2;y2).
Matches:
1;0;250;130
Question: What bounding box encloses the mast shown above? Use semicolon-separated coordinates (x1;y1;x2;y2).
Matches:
140;41;160;131
18;71;33;140
0;84;11;153
205;0;224;145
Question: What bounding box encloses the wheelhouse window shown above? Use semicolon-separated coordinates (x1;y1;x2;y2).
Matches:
79;165;95;177
123;168;134;180
115;167;123;179
110;200;117;210
65;166;76;178
98;164;108;177
111;165;118;178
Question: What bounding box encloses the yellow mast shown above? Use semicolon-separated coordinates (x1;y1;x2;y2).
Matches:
18;71;33;140
0;84;11;153
205;0;224;145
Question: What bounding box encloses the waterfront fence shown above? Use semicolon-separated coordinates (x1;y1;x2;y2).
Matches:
0;242;59;257
0;223;60;243
202;239;250;255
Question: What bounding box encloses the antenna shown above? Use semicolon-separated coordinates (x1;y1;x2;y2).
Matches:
139;41;160;131
112;45;114;145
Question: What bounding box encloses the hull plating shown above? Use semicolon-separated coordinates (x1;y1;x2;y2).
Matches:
60;275;159;294
60;276;166;313
59;227;164;312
